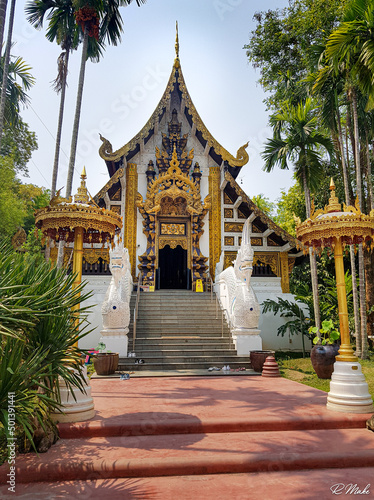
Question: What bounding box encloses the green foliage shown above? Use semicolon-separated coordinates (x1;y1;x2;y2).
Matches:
274;183;306;236
1;119;38;175
263;98;334;196
0;55;35;126
22;227;45;264
17;184;50;234
262;297;313;340
0;338;59;445
245;0;347;109
96;342;106;352
0;151;49;239
310;319;340;344
0;156;27;237
251;193;275;217
0;243;93;450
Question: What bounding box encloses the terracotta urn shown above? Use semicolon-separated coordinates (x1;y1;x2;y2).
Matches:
250;350;275;373
93;353;119;375
310;344;340;379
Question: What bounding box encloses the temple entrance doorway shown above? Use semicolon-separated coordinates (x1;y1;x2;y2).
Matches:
159;245;189;289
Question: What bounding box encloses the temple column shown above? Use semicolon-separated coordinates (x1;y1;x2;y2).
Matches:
209;166;221;280
124;163;138;280
279;251;290;293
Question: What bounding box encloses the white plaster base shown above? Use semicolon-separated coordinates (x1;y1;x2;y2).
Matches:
99;329;128;357
51;366;95;423
327;361;374;414
232;328;262;356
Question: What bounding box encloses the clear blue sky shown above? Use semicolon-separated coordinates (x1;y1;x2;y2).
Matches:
13;0;292;204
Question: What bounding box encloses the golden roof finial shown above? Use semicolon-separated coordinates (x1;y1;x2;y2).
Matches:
326;177;341;213
74;167;89;204
175;21;179;59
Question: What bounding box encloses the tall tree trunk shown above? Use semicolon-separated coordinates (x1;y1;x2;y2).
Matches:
65;26;88;198
302;170;321;333
0;0;14;147
351;87;368;359
0;0;8;54
365;140;374;342
51;50;70;198
365;137;373;211
345;110;354;203
336;107;361;355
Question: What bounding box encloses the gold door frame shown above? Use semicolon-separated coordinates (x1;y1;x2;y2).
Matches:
156;215;191;272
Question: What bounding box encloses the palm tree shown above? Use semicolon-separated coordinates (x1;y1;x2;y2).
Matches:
0;55;35;125
65;0;146;198
309;54;363;356
324;0;374;358
0;0;8;59
0;0;16;146
26;0;100;198
262;97;334;332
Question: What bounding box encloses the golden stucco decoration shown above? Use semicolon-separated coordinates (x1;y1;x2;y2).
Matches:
136;146;210;216
35;170;122;245
296;180;374;254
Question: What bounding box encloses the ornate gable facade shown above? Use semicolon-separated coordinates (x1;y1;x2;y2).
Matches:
92;36;300;292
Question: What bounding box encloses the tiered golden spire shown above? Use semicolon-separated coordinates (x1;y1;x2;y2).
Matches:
74;167;90;204
326;178;341;213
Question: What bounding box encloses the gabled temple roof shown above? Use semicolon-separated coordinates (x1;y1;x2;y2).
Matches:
223;171;300;252
98;32;249;180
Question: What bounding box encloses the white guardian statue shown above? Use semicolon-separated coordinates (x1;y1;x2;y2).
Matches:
99;235;133;356
215;217;262;355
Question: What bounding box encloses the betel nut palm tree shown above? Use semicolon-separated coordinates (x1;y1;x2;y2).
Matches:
308;48;362;356
65;0;146;199
324;0;374;358
25;0;101;198
262;97;334;333
0;0;16;146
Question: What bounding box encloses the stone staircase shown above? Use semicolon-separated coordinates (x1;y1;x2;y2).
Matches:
119;289;252;371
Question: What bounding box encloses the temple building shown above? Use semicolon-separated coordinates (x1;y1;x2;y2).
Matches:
61;33;304;354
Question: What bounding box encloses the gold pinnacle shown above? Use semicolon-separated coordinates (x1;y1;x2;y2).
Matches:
175;21;179;59
81;166;87;179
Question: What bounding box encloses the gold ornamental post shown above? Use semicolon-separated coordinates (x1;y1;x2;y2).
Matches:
34;168;122;423
333;236;356;362
296;179;374;413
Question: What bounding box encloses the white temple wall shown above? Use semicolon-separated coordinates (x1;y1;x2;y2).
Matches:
78;276;109;350
251;278;308;352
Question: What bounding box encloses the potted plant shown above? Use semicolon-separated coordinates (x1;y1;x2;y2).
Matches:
93;342;119;376
309;320;340;379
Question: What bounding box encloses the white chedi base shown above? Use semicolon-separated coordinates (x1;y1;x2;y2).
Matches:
327;361;374;413
99;328;128;357
232;328;262;356
51;366;95;423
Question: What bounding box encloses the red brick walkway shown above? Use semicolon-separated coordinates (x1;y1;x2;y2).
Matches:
1;375;373;499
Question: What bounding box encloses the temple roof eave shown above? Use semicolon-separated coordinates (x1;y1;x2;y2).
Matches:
224;171;301;251
99;59;249;172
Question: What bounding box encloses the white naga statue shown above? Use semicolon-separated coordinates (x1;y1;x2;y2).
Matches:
99;235;133;356
215;217;262;354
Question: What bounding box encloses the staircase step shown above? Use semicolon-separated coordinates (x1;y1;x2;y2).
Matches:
127;288;235;371
118;362;251;371
4;428;374;483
